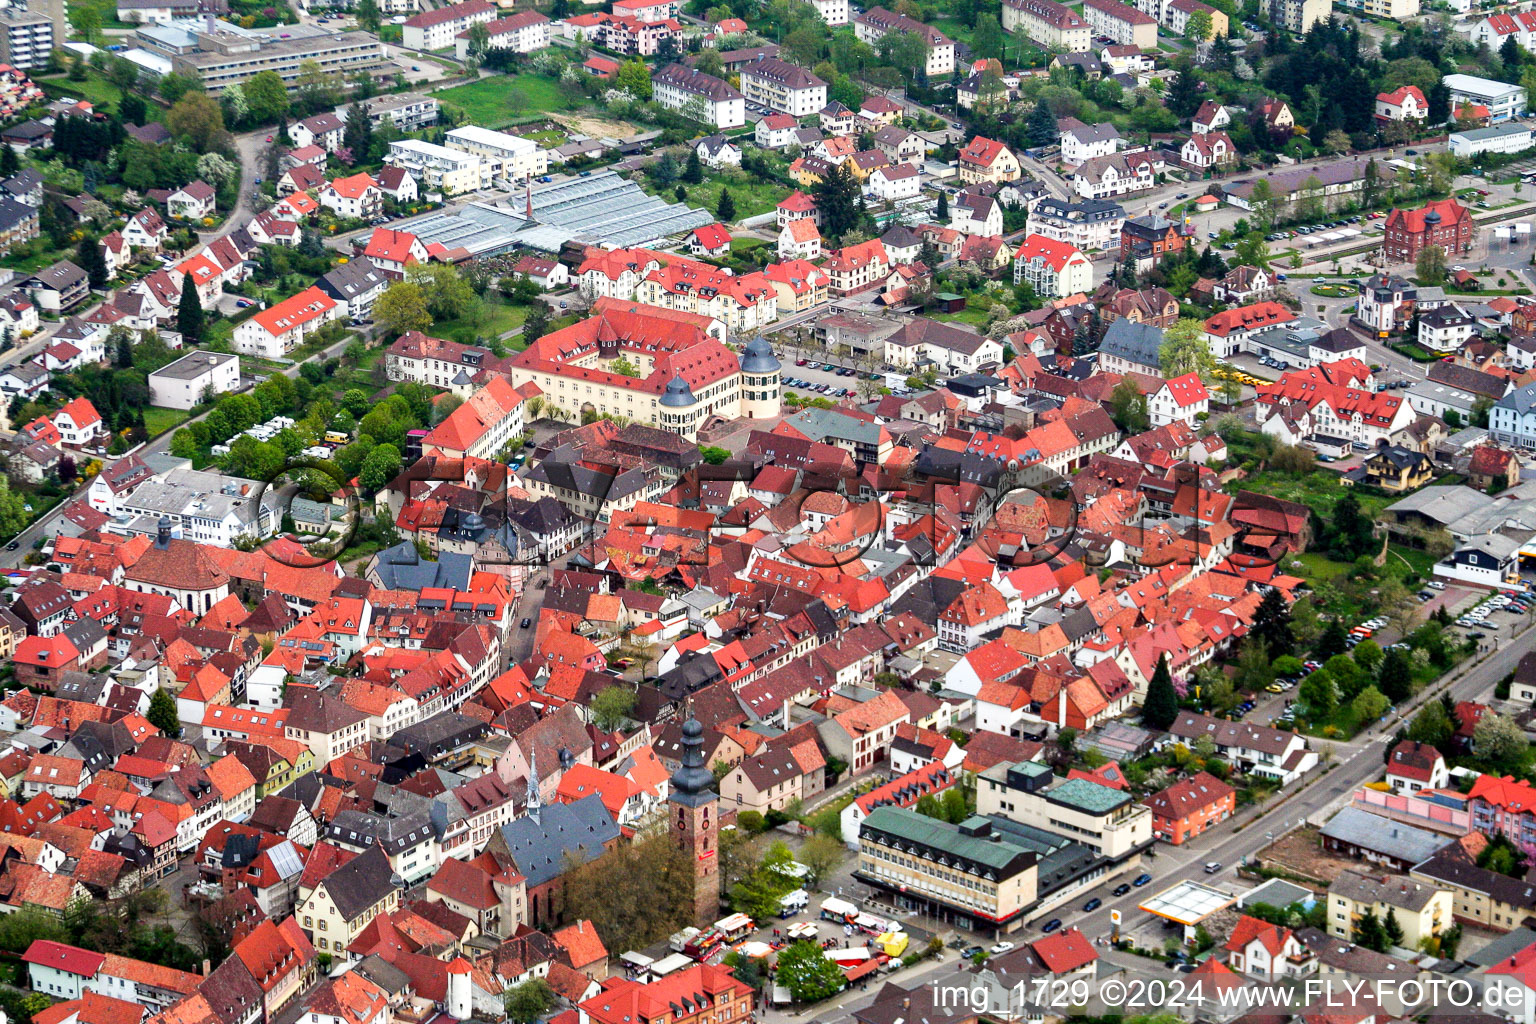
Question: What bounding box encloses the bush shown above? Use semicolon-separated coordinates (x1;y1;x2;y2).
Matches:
737;811;766;834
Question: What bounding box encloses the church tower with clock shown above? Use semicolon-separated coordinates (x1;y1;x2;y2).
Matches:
668;713;720;928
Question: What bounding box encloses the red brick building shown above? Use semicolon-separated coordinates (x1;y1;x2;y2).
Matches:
1383;198;1474;263
1142;770;1235;844
1120;213;1188;263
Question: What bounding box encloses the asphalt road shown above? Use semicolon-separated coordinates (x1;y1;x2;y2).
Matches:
794;621;1534;1024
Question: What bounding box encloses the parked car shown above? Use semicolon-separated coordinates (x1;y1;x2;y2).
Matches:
519;617;531;628
1040;919;1063;933
989;941;1015;954
1204;862;1222;874
1083;898;1102;912
1113;883;1132;896
1133;873;1153;887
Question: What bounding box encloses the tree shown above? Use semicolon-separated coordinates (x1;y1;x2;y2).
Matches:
1406;700;1454;752
166;91;225;152
797;835;843;886
1235;636;1274;693
295;60;338;113
935;190;949;220
1327;493;1375;561
558;833;694;957
970;13;1004;59
1109;378;1149;433
1234;231;1271;269
356;0;381;30
0;144;16;178
682;148;704;184
1416;243;1447;285
1382;908;1405;949
1352;685;1389;723
0;909;67;954
177;275;204;343
699;446;729;464
914;792;942;819
813;161;863;239
1186;7;1212;38
590;685;635;730
775;941;846;1003
1143;655;1179;729
1441;924;1462;959
108;55;140;99
359;444;402;493
1473;711;1527;771
1376;648;1412;703
1251;588;1294;660
77;234;109;290
1355;909;1388;952
1027;100;1057;147
1299;672;1337;715
147;688;182;738
523;303;550;344
1158;317;1217;382
717;188;737;222
1167;57;1203;118
343;102;373;164
940;787;968;823
245;70;290;125
503;979;553;1024
465;21;491;57
1248;179;1275;231
616;59;653;100
375;281;433;337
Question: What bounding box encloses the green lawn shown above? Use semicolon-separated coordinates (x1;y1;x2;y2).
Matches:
432;297;530;345
434;75;572;130
658;174;790;221
1231;469;1394;522
38;74;164;122
931;306;991;327
68;0;136;31
5;244;76;274
143;407;189;437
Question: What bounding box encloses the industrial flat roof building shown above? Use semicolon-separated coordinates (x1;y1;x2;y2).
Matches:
391;170;714;253
135;18;388;93
1444;73;1526;122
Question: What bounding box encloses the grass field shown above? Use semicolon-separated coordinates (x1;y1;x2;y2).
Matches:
143;407;190;437
68;0;136;31
931;306;991;327
434;75;570;129
433;297;530;345
1231;469;1394;522
658;174;790;221
39;73;165;122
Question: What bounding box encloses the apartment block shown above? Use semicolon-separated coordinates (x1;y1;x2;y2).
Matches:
738;57;826;116
444;125;548;181
385;139;487;195
1002;0;1091;51
652;63;745;129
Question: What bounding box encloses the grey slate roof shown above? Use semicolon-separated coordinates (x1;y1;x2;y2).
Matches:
1319;806;1449;864
1098;318;1163;368
319;844;395;921
497;794;621;888
371;540;473;591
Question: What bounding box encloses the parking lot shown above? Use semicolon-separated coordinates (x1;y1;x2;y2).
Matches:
783;359;891;401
